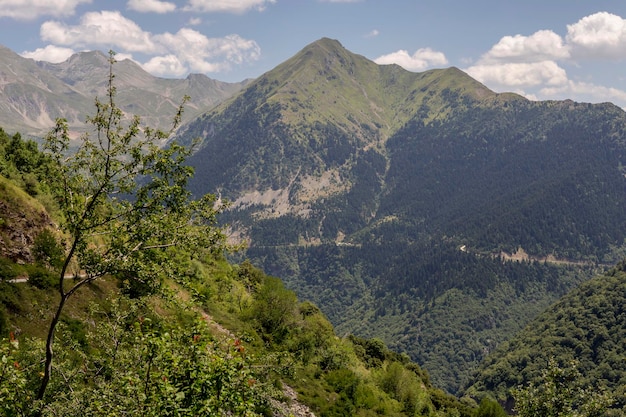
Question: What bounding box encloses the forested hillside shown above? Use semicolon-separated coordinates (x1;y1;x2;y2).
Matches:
0;76;491;416
173;38;626;393
465;262;626;415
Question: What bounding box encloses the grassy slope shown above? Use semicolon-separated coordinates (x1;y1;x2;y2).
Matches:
0;168;478;417
1;255;479;417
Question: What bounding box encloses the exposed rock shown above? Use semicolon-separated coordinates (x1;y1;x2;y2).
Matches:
0;199;53;263
271;385;317;417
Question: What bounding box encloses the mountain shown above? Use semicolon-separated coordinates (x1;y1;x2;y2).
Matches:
0;45;247;138
180;37;493;195
173;38;626;394
0;131;481;417
464;262;626;413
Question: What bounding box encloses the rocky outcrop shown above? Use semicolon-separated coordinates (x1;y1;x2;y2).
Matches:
272;385;317;417
0;199;53;264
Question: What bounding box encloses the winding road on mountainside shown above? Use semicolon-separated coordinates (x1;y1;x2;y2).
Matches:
7;273;85;284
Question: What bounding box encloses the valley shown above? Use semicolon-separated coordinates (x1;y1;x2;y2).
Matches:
1;37;626;415
177;38;626;395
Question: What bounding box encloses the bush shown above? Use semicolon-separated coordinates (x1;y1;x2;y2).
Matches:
475;397;507;417
26;266;57;289
33;229;63;270
0;257;18;281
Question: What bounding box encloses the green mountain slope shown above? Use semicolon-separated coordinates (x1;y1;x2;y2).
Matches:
181;38;493;195
0;129;482;416
382;98;626;260
174;38;626;394
464;262;626;414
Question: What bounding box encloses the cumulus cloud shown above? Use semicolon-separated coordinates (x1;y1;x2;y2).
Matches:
151;30;260;74
20;45;75;63
183;0;276;13
461;27;573;97
41;10;159;52
465;12;626;100
466;61;568;88
127;0;176;14
0;0;91;20
374;47;448;71
26;9;261;77
480;30;570;63
365;29;379;38
567;12;626;59
142;54;188;77
540;80;626;104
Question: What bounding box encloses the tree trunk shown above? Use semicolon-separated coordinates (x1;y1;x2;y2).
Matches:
37;291;68;400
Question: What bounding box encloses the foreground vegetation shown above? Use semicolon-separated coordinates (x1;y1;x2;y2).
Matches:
0;56;489;416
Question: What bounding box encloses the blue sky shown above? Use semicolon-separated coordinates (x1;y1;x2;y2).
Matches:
2;0;626;108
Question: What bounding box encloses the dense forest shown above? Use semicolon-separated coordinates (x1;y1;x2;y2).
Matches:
3;42;626;415
171;40;626;394
0;76;492;416
465;261;626;415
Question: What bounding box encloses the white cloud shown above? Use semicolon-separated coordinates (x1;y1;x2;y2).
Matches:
183;0;276;13
480;30;570;63
567;12;626;60
20;45;75;63
114;52;135;62
465;30;570;92
540;80;626;104
187;17;202;25
26;10;261;78
142;54;188;77
365;29;379;38
152;30;260;74
462;11;626;107
0;0;91;20
41;11;159;53
465;61;568;88
127;0;176;14
374;47;448;71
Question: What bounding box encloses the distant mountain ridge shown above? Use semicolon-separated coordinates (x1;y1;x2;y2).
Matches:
0;45;247;138
172;38;626;394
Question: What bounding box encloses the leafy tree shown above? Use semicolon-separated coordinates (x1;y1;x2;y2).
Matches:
32;229;64;271
474;398;507;417
36;51;226;401
513;357;612;417
248;275;297;343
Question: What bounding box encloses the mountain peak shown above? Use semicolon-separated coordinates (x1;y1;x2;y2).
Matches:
304;37;345;51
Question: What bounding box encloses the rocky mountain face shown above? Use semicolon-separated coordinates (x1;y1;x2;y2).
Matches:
0;45;247;138
173;38;626;393
0;179;53;264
